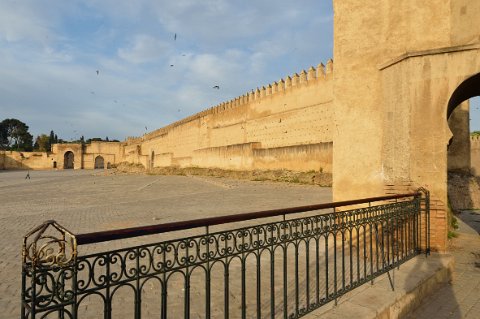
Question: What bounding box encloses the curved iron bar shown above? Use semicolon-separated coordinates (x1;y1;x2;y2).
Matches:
75;192;419;245
22;190;429;319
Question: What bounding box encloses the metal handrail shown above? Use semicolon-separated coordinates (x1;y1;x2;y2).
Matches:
76;192;418;245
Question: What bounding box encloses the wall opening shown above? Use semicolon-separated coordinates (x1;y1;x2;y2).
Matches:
95;156;105;169
64;151;74;169
53;161;57;169
447;72;480;214
151;151;155;169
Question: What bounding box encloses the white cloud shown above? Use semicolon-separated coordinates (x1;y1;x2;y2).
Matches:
118;34;171;64
0;1;334;141
0;2;52;44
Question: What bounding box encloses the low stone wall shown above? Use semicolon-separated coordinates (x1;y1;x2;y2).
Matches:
0;151;54;170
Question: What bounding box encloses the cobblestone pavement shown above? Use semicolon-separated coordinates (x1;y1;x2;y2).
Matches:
405;210;480;319
0;170;332;319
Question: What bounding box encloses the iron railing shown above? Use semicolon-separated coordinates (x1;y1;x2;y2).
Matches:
21;188;430;319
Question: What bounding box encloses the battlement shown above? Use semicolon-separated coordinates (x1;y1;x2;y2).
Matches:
470;135;480;149
140;60;333;142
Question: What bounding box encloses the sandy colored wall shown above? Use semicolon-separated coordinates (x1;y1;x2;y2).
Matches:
470;136;480;176
83;141;123;169
52;144;84;169
136;62;334;172
448;101;471;172
0;151;55;170
332;0;480;251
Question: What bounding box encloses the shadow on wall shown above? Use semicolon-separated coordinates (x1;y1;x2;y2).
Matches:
0;152;31;170
447;171;480;210
0;151;57;170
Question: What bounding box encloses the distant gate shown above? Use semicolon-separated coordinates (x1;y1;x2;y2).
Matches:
64;151;74;169
94;156;104;169
21;189;430;319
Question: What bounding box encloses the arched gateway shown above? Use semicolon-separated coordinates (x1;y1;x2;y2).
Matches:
64;151;74;169
94;156;105;169
332;1;480;252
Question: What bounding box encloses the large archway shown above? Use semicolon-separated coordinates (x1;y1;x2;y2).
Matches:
447;72;480;212
94;156;105;169
64;151;74;169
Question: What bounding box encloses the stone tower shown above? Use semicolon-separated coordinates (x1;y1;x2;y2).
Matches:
332;0;480;251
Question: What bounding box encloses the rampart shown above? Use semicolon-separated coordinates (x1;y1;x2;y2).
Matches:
470;135;480;175
127;60;334;172
2;61;334;174
0;150;55;170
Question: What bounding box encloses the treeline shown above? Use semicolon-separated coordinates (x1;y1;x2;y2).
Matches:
0;118;119;152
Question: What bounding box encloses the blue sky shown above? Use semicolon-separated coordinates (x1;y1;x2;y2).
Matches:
0;1;479;142
0;0;333;141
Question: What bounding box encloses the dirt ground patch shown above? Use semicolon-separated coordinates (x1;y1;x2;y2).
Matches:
115;162;332;187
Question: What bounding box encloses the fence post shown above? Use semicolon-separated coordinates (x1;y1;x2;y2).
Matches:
21;220;77;319
415;188;430;256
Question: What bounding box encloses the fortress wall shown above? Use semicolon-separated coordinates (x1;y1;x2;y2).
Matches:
82;141;123;169
11;62;334;173
253;142;332;172
154;153;173;167
192;143;260;170
52;144;83;169
0;151;54;170
85;141;123;155
470;136;480;176
138;62;334;172
447;101;471;172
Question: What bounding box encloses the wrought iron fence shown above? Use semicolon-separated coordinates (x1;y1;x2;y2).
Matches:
21;188;429;319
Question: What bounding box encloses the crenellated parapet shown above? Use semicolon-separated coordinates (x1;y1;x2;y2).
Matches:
470;135;480;149
142;60;333;141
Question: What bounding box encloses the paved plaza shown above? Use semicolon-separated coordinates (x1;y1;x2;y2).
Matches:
0;170;332;319
4;170;478;318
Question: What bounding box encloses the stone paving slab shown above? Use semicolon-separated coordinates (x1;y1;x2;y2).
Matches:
304;209;480;319
304;253;454;319
0;170;332;319
404;210;480;319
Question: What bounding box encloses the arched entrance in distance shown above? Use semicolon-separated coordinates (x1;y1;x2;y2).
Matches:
94;156;105;169
64;151;74;169
446;72;480;213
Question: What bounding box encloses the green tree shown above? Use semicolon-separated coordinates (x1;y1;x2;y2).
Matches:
0;119;33;151
49;130;55;147
34;134;50;152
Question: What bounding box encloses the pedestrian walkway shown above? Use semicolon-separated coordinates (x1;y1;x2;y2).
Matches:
304;210;480;319
405;210;480;319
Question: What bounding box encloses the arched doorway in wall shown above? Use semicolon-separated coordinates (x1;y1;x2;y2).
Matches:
95;156;105;169
64;151;74;169
447;72;480;213
151;151;155;169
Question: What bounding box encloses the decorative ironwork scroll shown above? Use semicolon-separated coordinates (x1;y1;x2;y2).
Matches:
21;190;429;319
23;220;77;269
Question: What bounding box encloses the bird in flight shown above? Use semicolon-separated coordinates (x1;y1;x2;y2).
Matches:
96;70;99;75
170;64;174;67
174;33;177;41
213;85;220;89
